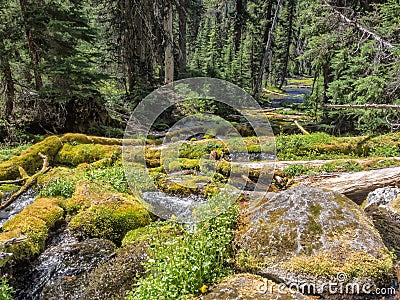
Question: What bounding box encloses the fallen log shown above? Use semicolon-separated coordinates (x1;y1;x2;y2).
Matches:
242;157;400;171
0;153;50;210
293;166;400;204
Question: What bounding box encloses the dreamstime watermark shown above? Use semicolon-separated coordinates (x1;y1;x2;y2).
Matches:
122;77;276;223
257;273;397;296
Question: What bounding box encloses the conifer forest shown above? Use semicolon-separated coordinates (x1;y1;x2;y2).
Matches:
1;1;400;300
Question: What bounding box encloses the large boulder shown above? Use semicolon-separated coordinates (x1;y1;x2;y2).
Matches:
235;186;394;293
363;187;400;259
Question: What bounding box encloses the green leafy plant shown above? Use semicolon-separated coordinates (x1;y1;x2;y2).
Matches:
0;279;14;300
85;165;128;193
128;203;239;300
38;178;76;199
283;164;312;177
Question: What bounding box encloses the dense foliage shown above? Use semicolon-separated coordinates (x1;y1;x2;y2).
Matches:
0;0;399;139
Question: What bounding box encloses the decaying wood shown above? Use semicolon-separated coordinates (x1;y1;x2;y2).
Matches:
3;236;28;246
0;178;27;185
323;0;394;50
324;104;400;111
243;157;400;171
0;153;50;210
294;120;310;135
293;166;400;204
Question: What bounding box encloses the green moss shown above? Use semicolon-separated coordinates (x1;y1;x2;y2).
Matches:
0;196;64;261
55;143;121;166
60;133;122;145
122;222;182;246
0;184;20;193
0;143;32;163
310;203;322;218
287;249;394;280
0;136;62;181
157;177;200;196
68;194;151;245
59;180;104;214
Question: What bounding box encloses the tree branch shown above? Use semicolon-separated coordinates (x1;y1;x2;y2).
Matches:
323;0;394;50
0;153;50;210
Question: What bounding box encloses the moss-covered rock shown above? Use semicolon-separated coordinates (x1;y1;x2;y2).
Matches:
0;136;62;181
0;197;64;260
235;186;394;292
68;193;151;245
122;221;182;247
55;143;121;166
200;273;311;300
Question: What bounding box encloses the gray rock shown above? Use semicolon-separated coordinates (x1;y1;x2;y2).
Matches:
235;186;393;294
364;187;400;211
363;187;400;259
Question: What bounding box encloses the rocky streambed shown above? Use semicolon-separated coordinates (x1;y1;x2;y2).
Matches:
1;133;400;299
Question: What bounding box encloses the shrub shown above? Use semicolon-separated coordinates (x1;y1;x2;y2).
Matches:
0;279;14;300
128;203;239;300
39;178;76;198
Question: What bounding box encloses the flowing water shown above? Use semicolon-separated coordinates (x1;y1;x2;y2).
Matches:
0;189;36;227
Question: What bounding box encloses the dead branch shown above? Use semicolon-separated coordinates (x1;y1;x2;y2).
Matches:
323;0;394;50
0;178;27;185
294;120;310;135
3;236;28;246
0;153;50;210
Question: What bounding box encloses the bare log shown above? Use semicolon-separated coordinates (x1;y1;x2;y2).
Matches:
324;104;400;111
293;166;400;204
0;153;50;210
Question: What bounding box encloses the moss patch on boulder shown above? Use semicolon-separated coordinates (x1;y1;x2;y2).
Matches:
55;143;121;166
68;193;151;245
235;186;394;290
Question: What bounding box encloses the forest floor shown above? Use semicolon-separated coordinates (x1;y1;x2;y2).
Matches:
1;79;400;299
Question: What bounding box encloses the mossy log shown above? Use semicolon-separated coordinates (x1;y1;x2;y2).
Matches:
0;153;50;210
294;166;400;204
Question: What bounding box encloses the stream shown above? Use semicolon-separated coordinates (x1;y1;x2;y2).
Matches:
0;189;36;228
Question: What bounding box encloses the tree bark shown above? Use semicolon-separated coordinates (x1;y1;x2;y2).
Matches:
294;167;400;204
164;5;174;84
19;0;43;91
178;1;187;74
279;0;296;89
234;0;245;53
253;0;282;96
0;39;15;119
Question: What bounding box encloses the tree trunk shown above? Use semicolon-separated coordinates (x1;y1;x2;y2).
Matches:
253;0;282;96
178;2;187;74
279;0;296;89
234;0;245;53
0;39;15;119
19;0;43;91
294;167;400;204
164;5;174;84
